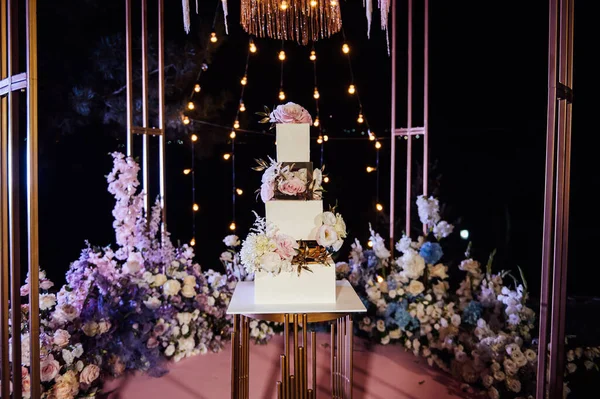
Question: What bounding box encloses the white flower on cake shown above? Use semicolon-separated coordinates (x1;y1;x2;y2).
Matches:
268;102;313;125
316;209;347;252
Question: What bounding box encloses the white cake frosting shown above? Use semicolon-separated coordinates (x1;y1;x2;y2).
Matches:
265;200;323;240
275;123;310;162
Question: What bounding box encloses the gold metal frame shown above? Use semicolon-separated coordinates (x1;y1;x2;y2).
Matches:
125;0;167;226
231;313;355;399
1;0;40;397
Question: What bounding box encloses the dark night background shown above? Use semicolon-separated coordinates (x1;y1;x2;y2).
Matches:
28;0;598;325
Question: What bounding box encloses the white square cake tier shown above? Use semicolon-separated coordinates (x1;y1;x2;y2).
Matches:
254;262;336;304
276;123;310;162
265;200;323;241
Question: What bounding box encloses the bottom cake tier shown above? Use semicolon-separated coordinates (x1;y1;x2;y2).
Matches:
254;262;336;305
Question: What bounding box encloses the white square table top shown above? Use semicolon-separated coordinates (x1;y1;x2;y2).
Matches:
226;279;367;315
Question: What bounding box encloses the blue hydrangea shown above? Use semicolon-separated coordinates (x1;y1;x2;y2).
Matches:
384;301;419;331
365;250;378;269
386;276;398;291
463;301;483;325
419;242;443;264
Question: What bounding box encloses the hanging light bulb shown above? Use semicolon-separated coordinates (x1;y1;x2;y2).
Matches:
278;50;286;61
330;0;338;5
183;169;192;175
313;117;320;127
236;188;243;195
348;84;356;94
310;0;317;6
369;133;376;141
309;50;317;61
241;76;248;86
313;88;320;99
194;84;201;93
229;222;236;231
191;134;198;142
187;101;195;110
357;113;364;124
182;116;190;125
190;238;196;246
193;203;199;211
342;43;350;54
375;141;382;149
233;120;240;129
249;40;257;53
376;203;384;212
366;166;376;173
239;102;246;112
223;153;231;160
367;240;373;247
280;0;288;10
323;135;329;142
279;89;286;101
317;136;323;144
230;131;236;139
210;32;217;43
323;176;330;183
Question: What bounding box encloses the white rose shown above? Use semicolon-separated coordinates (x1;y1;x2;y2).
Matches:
388;290;397;299
406;280;425;296
389;329;401;339
318;211;335;226
260;252;284;274
165;344;175;357
399;252;426;279
144;297;161;309
181;284;196;298
62;349;74;365
72;344;84;358
223;235;241;247
381;335;390;345
207;296;216;306
124;251;144;274
142;271;154;284
316;225;338;248
332;239;344;252
163;280;182;296
153;274;167;287
39;294;56;311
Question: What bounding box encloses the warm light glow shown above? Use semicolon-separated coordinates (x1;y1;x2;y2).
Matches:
376;275;384;283
183;169;192;175
309;50;317;61
234;120;240;129
223;153;231;160
236;188;244;195
190;134;198;142
460;229;470;240
279;90;286;101
376;203;383;211
278;50;286;61
313;88;320;99
369;133;376;141
375;141;382;149
342;43;350;54
229;222;236;231
193;203;199;211
210;32;217;43
317;136;323;144
367;240;373;247
280;0;288;10
230;131;236;139
323;176;330;183
239;102;246;112
323;135;329;142
310;0;317;6
313;117;320;127
190;238;196;246
357;113;364;124
330;0;338;5
249;41;257;53
187;101;195;110
241;76;248;86
183;116;190;125
194;84;201;93
348;84;356;94
366;166;376;173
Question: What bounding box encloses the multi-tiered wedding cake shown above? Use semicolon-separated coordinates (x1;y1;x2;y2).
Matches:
239;103;347;305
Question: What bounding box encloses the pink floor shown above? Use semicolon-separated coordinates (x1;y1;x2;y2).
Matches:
108;333;470;399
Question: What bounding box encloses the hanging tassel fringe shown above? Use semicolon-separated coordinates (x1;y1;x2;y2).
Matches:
182;0;191;34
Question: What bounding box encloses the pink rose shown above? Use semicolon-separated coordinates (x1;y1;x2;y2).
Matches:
22;367;31;398
275;234;299;260
53;329;71;348
40;354;61;382
40;279;54;290
278;177;306;196
79;364;100;385
269;102;312;124
20;284;29;296
260;183;274;202
52;304;79;325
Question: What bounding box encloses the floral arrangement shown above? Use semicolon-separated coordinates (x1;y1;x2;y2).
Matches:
256;102;313;125
315;208;347;252
254;157;324;202
336;195;600;398
11;153;276;398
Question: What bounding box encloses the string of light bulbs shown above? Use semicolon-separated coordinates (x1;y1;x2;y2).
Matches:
278;40;286;102
310;43;326;168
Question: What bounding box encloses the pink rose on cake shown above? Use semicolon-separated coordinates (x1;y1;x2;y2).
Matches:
275;233;299;259
269;102;313;125
278;177;306;196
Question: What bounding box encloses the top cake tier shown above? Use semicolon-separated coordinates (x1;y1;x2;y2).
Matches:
276;123;310;163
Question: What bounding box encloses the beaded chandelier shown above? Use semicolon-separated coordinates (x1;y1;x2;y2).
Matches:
240;0;343;45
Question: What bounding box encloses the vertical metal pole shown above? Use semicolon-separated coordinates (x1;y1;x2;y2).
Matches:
389;0;397;248
422;0;429;221
405;0;413;236
141;0;150;214
158;0;167;229
125;0;134;156
26;0;41;396
536;0;558;396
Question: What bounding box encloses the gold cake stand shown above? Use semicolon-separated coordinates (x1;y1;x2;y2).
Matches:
227;281;366;399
